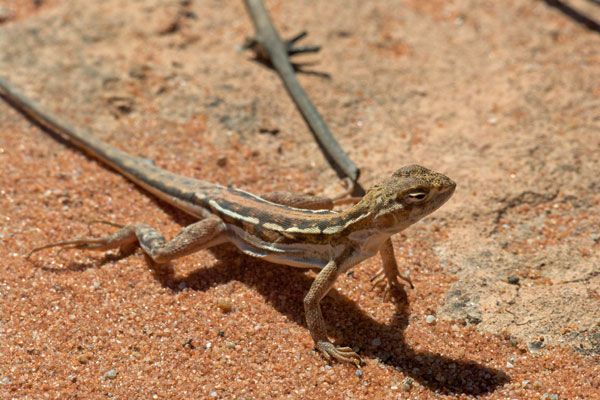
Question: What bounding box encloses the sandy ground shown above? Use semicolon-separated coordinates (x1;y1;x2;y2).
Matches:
0;0;599;398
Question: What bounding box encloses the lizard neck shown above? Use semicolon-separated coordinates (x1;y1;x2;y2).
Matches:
332;201;391;258
337;201;378;234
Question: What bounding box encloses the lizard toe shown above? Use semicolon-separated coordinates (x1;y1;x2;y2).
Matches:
317;341;362;366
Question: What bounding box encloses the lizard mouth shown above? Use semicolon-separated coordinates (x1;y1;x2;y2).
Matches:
429;184;455;211
440;182;456;199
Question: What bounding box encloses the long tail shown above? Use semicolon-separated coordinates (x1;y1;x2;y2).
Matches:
0;76;212;218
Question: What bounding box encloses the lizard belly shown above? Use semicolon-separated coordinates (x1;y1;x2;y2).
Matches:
226;224;341;269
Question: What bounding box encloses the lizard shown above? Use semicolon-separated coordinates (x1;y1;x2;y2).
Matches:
0;76;455;365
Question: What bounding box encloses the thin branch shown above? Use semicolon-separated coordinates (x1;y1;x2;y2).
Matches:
243;0;364;195
541;0;600;33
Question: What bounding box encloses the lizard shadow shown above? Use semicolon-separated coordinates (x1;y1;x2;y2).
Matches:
39;240;508;395
32;206;508;395
148;245;509;396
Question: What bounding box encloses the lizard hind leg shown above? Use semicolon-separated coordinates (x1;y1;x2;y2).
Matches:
26;224;145;259
260;191;334;210
26;217;228;264
260;179;360;211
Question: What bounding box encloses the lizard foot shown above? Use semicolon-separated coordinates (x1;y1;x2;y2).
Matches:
316;341;362;366
370;268;413;301
25;224;140;259
26;237;124;259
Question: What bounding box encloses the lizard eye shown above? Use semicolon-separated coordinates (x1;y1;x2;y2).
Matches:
403;189;428;203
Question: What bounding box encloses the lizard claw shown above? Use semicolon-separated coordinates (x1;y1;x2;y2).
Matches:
26;238;106;259
316;341;362;366
369;267;386;287
370;268;413;301
370;267;414;289
25;224;140;259
26;240;79;259
26;220;129;259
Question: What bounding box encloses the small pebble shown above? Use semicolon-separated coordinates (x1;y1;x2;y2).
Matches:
529;340;544;351
425;315;436;324
1;377;11;385
507;276;519;285
104;369;118;380
372;337;381;347
549;394;559;400
506;361;514;368
355;369;363;378
401;377;414;391
488;117;498;125
217;298;233;313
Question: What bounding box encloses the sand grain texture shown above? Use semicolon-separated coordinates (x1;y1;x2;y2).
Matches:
0;0;599;398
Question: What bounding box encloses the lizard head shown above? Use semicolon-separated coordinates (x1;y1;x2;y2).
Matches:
359;164;455;234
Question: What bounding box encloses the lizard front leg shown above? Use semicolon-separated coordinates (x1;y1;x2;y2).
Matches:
304;256;362;366
370;238;414;299
260;191;333;210
263;192;411;300
27;217;228;263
